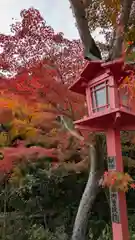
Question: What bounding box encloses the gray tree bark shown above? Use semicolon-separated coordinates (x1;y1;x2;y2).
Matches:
69;0;102;60
71;136;104;240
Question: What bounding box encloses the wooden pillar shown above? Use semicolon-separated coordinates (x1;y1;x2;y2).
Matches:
106;129;129;240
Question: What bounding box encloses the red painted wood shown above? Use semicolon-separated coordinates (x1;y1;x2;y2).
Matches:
86;87;92;116
74;109;135;131
69;59;133;94
75;124;104;132
87;71;110;87
69;60;106;95
69;59;121;94
106;129;129;240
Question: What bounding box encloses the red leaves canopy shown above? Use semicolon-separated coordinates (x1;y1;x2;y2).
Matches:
0;8;88;174
0;146;58;173
0;60;86;121
0;8;85;85
0;8;86;120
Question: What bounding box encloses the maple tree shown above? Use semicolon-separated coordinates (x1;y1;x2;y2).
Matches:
0;88;87;174
0;6;88;156
0;94;58;172
0;60;89;169
0;9;90;178
0;8;84;85
0;8;91;178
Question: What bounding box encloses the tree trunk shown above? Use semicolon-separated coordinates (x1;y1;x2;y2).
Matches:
71;136;104;240
69;0;102;60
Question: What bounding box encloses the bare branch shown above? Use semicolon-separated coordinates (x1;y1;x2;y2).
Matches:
111;0;133;60
60;115;85;142
69;0;102;60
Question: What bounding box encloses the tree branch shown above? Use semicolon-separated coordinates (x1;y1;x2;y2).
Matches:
111;0;133;60
69;0;102;60
71;135;104;240
60;115;86;143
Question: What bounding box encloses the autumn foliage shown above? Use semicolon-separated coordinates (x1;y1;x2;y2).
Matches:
101;171;135;192
0;8;85;84
0;7;135;195
0;8;89;176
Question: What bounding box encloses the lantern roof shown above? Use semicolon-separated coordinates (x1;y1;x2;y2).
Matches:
69;58;132;95
69;60;103;95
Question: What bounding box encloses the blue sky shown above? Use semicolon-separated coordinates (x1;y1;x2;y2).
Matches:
0;0;79;39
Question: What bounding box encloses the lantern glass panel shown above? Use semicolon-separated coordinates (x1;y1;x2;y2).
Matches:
91;81;109;112
95;83;106;106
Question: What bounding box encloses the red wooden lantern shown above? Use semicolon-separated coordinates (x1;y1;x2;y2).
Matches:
70;59;135;132
69;59;134;240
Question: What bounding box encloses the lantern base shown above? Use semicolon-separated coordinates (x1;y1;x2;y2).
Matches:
75;108;135;131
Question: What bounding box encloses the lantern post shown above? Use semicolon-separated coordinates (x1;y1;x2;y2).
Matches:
69;59;135;240
106;129;129;240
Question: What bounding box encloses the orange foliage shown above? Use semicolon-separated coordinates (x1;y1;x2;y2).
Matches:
0;59;86;121
0;70;87;174
101;171;135;192
0;8;88;175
